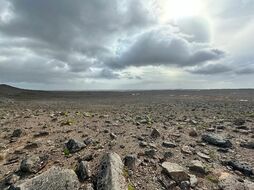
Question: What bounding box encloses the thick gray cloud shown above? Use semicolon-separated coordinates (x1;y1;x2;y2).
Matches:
187;63;232;75
0;0;253;89
107;28;224;68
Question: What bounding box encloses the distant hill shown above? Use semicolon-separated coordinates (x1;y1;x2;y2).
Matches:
0;84;25;95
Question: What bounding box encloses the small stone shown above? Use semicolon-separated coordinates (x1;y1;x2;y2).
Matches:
75;161;91;182
11;129;22;138
164;151;174;159
197;151;210;160
85;183;94;190
189;160;206;175
240;141;254;149
0;152;6;162
180;181;190;190
33;131;49;138
189;129;198;137
181;145;194;155
24;142;39;149
84;137;94;145
162;162;190;182
162;141;177;148
139;141;148;147
20;155;48;174
145;149;156;158
4;173;20;185
124;154;138;171
151;128;160;139
65;139;86;153
158;175;177;189
233;118;245;126
110;132;117;140
189;174;198;187
206;127;215;132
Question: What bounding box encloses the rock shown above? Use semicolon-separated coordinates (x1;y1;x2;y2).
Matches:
158;175;177;189
164;151;174;159
110;133;117;140
233;118;245;126
145;149;156;158
162;162;190;183
124;154;138;171
80;154;94;162
189;174;198;188
15;166;80;190
65;139;86;153
75;161;91;182
151;128;160;139
11;129;22;138
85;183;94;190
139;141;148;147
202;133;232;148
244;179;254;189
179;181;190;190
206;127;215;132
240;141;254;149
189;160;206;175
181;145;194;155
4;173;20;185
0;152;6;162
162;141;177;148
33;131;49;138
189;129;198;137
196;151;210;161
226;160;253;177
97;152;127;190
20;155;48;174
84;137;94;145
24;142;39;149
218;172;250;190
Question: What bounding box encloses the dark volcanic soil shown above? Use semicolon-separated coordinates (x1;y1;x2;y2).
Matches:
0;85;254;189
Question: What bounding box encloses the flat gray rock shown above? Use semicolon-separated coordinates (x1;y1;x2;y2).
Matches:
16;166;80;190
202;133;232;148
162;162;190;183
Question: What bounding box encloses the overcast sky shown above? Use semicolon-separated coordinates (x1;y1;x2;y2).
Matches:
0;0;253;90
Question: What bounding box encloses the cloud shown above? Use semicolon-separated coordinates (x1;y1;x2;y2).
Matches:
0;0;253;89
187;63;232;75
176;17;211;43
0;0;154;84
107;27;225;68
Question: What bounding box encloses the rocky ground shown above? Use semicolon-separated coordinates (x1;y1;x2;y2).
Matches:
0;85;254;189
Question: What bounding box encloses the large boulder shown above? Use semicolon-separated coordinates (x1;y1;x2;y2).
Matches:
97;152;127;190
15;167;80;190
202;133;232;148
161;162;190;183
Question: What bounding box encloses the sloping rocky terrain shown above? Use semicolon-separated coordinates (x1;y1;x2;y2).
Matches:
0;85;253;189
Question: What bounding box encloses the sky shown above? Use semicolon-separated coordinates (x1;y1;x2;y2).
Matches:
0;0;253;90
